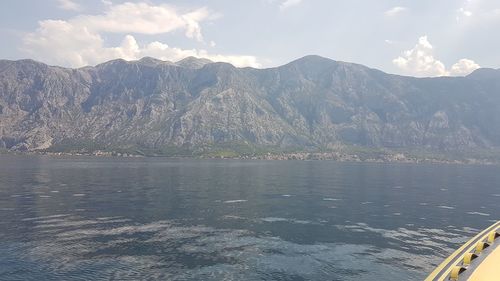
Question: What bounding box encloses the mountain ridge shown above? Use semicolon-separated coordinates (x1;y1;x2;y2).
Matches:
1;55;499;159
3;55;495;78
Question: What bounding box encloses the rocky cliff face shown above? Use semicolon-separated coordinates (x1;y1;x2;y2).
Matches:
1;55;499;153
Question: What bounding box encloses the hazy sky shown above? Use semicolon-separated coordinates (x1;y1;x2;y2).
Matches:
1;0;499;76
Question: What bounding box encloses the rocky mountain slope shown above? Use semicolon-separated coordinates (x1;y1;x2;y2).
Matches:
1;55;499;155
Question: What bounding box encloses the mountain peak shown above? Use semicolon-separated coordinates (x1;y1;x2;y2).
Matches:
136;57;174;66
95;58;129;68
176;56;214;69
467;68;500;79
288;55;336;65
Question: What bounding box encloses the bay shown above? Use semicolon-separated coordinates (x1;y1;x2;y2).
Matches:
0;155;499;280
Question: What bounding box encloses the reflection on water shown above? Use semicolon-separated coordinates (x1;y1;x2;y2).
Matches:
0;155;499;280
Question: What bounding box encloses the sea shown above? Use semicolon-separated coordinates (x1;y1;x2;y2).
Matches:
0;155;499;280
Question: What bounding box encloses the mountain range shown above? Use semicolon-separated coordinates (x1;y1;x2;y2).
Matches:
1;55;499;158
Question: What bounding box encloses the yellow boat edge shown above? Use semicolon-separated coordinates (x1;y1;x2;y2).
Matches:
425;220;500;281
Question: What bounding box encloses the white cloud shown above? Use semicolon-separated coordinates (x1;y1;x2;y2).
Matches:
384;6;407;17
22;2;261;68
392;36;480;77
56;0;81;11
280;0;303;10
454;0;500;24
23;19;105;67
457;7;473;22
392;36;447;76
70;2;210;41
456;0;474;22
458;8;473;17
450;59;480;76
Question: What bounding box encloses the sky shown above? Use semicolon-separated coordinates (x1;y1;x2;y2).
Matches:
0;0;499;77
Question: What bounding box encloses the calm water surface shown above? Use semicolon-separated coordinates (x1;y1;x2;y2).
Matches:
0;155;499;280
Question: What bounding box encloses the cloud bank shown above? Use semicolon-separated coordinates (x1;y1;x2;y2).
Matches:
392;36;479;77
22;2;260;68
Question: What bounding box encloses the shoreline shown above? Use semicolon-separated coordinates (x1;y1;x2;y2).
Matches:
1;150;498;165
